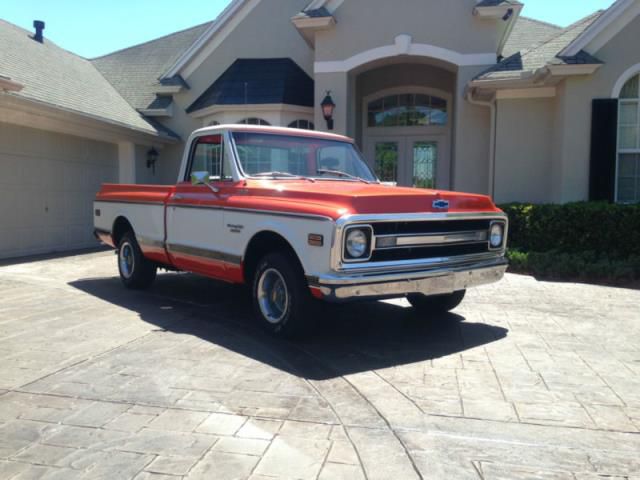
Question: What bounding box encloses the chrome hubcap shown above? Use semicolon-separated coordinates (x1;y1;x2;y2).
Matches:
119;242;135;279
257;268;289;324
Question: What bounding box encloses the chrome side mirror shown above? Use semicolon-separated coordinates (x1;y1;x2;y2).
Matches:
190;171;220;193
191;171;210;186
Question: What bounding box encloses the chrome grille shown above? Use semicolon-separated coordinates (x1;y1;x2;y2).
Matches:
369;219;495;263
372;219;492;235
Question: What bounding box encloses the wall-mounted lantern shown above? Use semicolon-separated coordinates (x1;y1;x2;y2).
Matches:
321;91;336;131
146;147;159;174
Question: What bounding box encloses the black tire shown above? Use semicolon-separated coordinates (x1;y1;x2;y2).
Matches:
251;252;315;338
407;290;466;315
117;232;157;290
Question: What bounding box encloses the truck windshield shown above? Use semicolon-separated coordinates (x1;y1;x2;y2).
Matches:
231;132;378;183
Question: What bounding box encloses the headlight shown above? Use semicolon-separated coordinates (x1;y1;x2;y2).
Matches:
490;223;504;248
346;229;368;258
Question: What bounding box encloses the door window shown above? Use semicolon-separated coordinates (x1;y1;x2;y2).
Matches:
188;135;232;181
412;141;437;189
374;142;399;183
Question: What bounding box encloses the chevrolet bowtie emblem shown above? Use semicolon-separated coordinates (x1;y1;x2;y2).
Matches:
432;199;450;209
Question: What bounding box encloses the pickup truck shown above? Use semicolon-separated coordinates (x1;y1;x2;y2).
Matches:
94;125;508;337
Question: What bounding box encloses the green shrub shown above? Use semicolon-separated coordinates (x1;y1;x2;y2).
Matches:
505;250;640;283
499;202;640;259
498;202;640;284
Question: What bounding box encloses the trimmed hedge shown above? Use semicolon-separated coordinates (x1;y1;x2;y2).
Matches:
498;202;640;284
507;250;640;283
500;202;640;259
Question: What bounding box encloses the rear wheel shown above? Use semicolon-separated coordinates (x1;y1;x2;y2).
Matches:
252;252;315;338
117;232;157;290
407;290;466;315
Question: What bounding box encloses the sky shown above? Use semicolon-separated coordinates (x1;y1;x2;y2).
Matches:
1;0;618;59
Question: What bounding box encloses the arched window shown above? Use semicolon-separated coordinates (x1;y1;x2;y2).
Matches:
617;74;640;203
238;118;271;126
288;119;315;130
367;93;447;128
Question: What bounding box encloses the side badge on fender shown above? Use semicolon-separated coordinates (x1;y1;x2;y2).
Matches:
433;199;450;210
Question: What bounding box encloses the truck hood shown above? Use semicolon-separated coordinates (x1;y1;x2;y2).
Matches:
242;180;500;218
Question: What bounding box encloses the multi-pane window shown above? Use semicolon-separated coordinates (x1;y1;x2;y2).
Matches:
618;74;640;203
368;94;448;128
238;118;271;126
288;119;315;130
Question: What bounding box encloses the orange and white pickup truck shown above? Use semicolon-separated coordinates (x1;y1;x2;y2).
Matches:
94;125;508;337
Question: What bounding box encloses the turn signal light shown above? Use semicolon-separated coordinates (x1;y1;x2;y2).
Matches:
308;234;324;247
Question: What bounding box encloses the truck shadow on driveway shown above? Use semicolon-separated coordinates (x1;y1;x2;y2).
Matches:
69;272;508;381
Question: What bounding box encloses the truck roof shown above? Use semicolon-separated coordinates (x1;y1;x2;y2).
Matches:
192;124;354;143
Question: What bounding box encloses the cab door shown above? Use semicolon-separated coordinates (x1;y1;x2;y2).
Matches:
166;134;233;279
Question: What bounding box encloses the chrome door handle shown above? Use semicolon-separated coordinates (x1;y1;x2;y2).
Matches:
174;194;184;200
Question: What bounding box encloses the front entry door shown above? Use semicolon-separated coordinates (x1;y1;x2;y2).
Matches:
365;135;445;189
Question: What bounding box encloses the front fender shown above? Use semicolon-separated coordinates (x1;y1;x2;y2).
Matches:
222;210;336;277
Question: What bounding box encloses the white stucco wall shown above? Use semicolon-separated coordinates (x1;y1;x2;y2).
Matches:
452;66;492;196
494;97;555;204
316;0;505;63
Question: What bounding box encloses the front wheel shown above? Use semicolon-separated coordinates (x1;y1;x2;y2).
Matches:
117;232;157;290
407;290;466;315
252;252;315;338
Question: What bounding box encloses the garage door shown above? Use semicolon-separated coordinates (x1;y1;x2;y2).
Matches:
0;123;118;259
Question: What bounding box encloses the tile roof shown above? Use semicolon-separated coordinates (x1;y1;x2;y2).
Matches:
503;16;562;58
92;22;211;111
186;58;314;114
0;19;168;137
476;10;605;81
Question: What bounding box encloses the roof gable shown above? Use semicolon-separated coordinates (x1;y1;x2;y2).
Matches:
474;10;604;81
92;22;211;111
186;58;314;114
561;0;640;56
161;0;259;80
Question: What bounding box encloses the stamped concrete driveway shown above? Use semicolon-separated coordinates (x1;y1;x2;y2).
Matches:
0;251;639;480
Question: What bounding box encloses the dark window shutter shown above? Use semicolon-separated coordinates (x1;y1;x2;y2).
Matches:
589;99;618;202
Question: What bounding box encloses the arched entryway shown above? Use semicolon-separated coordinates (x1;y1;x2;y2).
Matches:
362;86;451;189
354;60;455;189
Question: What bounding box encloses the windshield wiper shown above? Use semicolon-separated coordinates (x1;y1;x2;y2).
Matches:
252;172;316;182
316;169;371;184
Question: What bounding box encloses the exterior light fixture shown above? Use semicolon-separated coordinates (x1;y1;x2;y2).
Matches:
146;147;159;174
321;91;336;130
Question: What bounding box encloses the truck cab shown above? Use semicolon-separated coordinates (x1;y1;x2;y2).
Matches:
94;125;508;337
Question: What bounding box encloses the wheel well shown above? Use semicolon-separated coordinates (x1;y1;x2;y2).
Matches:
112;217;134;247
243;231;303;284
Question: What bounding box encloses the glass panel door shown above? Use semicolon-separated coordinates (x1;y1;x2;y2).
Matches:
374;141;399;183
411;141;437;189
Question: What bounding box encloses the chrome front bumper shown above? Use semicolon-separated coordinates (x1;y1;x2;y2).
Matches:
308;257;508;302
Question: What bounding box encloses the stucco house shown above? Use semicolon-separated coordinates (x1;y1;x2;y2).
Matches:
1;0;640;259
